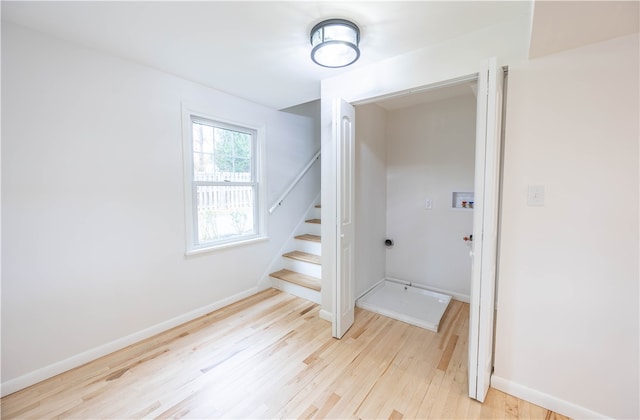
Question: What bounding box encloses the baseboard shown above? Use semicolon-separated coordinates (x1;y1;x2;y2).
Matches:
385;277;470;303
491;375;608;419
319;308;333;323
1;287;259;397
356;278;386;300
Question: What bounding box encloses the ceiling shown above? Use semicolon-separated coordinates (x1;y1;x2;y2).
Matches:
2;1;638;110
1;1;531;110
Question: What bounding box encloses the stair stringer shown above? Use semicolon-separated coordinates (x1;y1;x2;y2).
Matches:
256;192;320;291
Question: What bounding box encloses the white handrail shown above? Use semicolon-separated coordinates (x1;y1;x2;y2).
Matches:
269;150;321;214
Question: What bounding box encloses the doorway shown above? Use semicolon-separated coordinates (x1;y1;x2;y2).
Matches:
352;80;478;332
323;59;504;403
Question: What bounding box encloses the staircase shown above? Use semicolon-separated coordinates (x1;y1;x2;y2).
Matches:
270;205;322;304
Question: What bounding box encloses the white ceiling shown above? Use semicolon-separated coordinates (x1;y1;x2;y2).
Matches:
2;1;637;110
1;1;532;110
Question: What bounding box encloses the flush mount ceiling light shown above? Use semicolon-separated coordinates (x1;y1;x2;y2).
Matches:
310;18;360;68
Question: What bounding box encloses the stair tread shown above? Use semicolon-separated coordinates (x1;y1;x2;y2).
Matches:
305;218;321;224
270;269;321;291
315;204;321;208
295;234;321;243
283;250;321;265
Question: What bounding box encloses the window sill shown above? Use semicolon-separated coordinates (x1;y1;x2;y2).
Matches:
185;235;268;256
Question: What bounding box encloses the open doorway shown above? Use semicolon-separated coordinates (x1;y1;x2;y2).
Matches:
324;59;504;403
352;80;478;332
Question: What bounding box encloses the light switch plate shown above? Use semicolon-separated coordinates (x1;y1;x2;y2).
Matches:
425;198;433;209
527;185;544;206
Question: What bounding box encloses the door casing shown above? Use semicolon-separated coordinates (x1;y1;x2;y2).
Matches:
323;58;503;402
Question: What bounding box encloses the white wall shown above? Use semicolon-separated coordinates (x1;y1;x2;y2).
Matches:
1;23;319;394
385;95;476;300
354;104;387;297
493;34;639;419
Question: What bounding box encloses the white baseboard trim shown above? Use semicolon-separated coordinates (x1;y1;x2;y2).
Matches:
491;375;608;420
1;287;259;397
385;277;470;303
319;308;333;323
356;278;386;300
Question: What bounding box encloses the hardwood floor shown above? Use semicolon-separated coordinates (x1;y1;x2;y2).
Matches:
1;289;569;419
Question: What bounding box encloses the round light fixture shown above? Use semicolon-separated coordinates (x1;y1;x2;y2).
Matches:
310;19;360;68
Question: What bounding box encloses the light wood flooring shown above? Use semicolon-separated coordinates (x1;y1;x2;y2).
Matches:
1;289;569;419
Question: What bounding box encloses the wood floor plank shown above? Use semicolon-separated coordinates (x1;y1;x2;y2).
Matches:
1;290;568;420
389;408;404;419
437;334;459;371
299;404;318;419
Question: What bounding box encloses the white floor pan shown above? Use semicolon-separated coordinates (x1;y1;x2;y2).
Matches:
356;279;452;332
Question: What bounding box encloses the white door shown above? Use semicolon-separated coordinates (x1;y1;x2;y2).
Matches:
468;58;504;402
333;98;356;338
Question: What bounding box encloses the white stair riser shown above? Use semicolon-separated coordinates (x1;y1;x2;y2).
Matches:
312;207;321;220
271;278;321;304
295;240;321;255
283;259;321;278
304;223;321;236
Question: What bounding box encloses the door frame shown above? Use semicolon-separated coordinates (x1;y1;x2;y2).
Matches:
321;61;503;401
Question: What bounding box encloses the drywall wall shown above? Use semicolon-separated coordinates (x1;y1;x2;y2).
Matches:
354;104;388;297
385;95;476;300
1;22;319;393
493;33;639;419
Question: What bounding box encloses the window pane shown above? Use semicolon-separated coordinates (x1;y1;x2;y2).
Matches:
192;122;214;153
193;152;214;181
213;127;252;182
192;123;253;182
196;185;256;244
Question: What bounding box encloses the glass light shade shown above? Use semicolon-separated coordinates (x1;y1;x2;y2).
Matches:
310;19;360;68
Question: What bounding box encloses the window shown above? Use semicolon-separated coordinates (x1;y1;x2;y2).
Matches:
183;110;265;253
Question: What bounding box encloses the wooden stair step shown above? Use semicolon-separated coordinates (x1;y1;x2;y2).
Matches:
305;218;321;224
315;204;321;208
283;250;321;265
269;269;321;291
294;234;321;243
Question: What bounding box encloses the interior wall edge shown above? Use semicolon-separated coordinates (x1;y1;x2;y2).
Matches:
0;286;260;397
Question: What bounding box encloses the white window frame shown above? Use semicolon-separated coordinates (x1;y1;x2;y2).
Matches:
181;105;267;255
